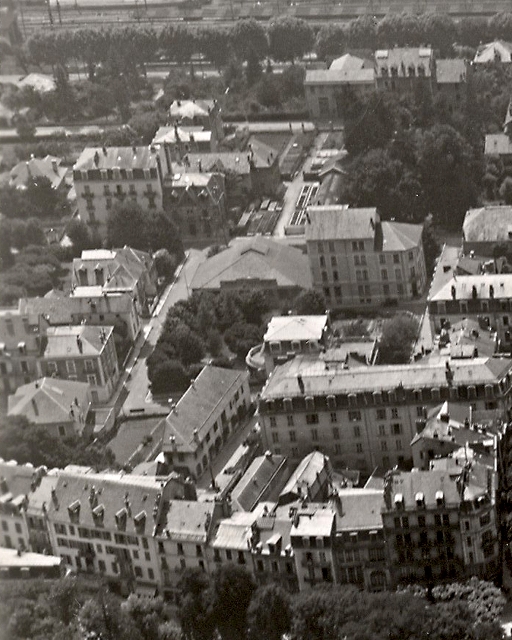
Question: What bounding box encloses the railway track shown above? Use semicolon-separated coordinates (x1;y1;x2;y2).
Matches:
19;0;512;36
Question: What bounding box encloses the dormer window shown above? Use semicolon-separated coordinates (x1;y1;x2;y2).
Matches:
134;511;147;533
115;508;128;531
68;500;81;523
92;504;104;525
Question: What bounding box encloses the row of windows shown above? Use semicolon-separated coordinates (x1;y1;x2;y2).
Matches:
1;520;23;534
271;412;405;431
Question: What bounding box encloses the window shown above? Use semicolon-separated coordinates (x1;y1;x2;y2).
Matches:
393;254;400;264
319;256;326;268
1;521;8;532
322;271;328;283
330;255;337;266
391;408;399;419
330;412;337;423
381;441;387;451
291;447;299;457
391;423;402;435
135;566;143;578
379;254;386;265
378;424;386;436
287;415;294;426
328;242;335;253
66;360;76;374
356;443;363;453
334;443;342;455
480;512;491;527
87;374;97;386
381;269;388;280
148;568;154;580
333;270;339;282
98;560;106;572
289;431;296;442
318;242;324;253
395;268;402;280
311;429;319;441
269;417;277;428
418;515;426;527
306;413;319;424
353;425;360;438
395;439;402;450
332;427;340;440
376;408;386;420
272;432;279;444
334;286;342;299
348;410;361;421
226;550;232;560
323;288;330;299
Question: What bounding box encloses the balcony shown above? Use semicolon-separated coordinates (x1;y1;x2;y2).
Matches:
246;344;265;372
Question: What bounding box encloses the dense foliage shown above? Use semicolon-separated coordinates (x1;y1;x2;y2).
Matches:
0;570;504;640
0;415;117;470
378;314;420;364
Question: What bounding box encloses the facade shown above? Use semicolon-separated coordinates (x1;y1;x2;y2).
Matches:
374;47;436;94
0;306;48;395
304;54;375;120
305;206;426;309
231;453;288;512
160;365;251;480
382;466;499;588
428;273;512;351
185;152;252;207
462;205;512;257
258;354;512;473
262;314;330;376
162;170;228;247
73;147;163;242
0;548;62;580
7;377;92;439
9;155;67;191
191;236;312;302
290;506;337;590
39;325;119;404
153;126;215;166
72;247;157;317
278;452;332;506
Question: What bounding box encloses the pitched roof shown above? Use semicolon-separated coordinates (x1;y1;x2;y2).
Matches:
264;315;328;343
9;156;66;190
305;68;375;85
262;354;512;399
46;472;171;535
436;59;467;84
162;366;249;454
211;511;257;549
381;221;423;252
190;236;311;291
484;133;512;156
463;205;512;243
474;40;512;64
430;273;512;302
73;247;153;290
411;401;491;447
161;500;217;542
280;452;329;501
74;147;159;172
7;377;90;425
44;325;113;358
18;73;55;93
231;454;287;511
305;206;377;241
329;53;370;72
0;461;44;502
375;47;433;77
186;152;251;175
0;547;62;568
152;126;212;145
291;507;335;537
247;137;278;168
333;488;383;531
169;99;216;120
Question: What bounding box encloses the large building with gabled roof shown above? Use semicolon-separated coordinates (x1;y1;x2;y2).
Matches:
190;236;311;302
160;365;251;480
305;206;426;309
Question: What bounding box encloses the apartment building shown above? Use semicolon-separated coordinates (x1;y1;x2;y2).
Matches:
160;365;251;480
46;473;181;594
290;506;337;590
39;325;119;404
0;307;48;394
258;355;512;473
156;500;223;601
7;377;92;439
73;147;163;242
305;206;426;309
374;47;436;94
428;273;512;351
382;466;499;588
72;247;157;317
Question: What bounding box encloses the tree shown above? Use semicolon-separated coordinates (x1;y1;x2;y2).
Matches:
281;64;306;99
199;27;232;70
345;14;377;49
246;46;262;86
154;249;177;280
66;218;93;253
488;12;512;42
177;569;215;640
247;584;292;640
79;590;137;640
122;595;169;640
15;114;36;141
422;216;440;277
128;109;166;145
376;12;422;48
209;564;256;640
147;355;190;394
344;92;395;155
500;176;512;204
314;24;346;61
293;289;326;315
419;13;456;57
224;322;264;359
378;314;419;364
231;19;268;62
107;200;146;248
145;212;184;257
268;17;314;64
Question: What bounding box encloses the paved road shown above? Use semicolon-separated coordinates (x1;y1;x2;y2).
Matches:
119;248;207;417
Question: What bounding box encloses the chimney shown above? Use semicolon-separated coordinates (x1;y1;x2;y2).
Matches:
93;151;100;167
31;398;39;416
451;285;456;300
76;336;83;354
102;146;107;156
297;374;305;394
52;159;59;174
